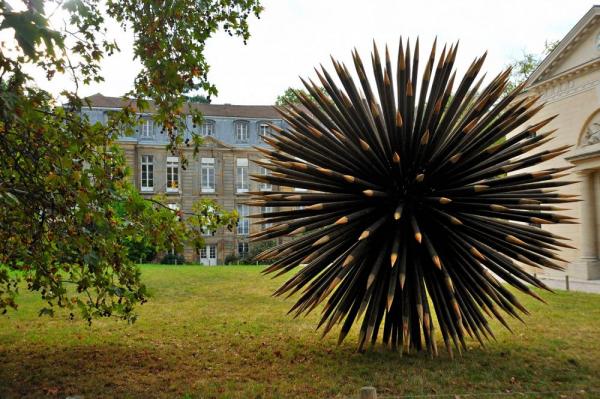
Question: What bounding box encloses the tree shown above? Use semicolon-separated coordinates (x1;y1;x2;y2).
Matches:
275;86;329;106
505;39;560;94
0;0;260;321
185;94;212;104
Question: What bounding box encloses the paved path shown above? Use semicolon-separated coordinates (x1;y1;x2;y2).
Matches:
538;275;600;294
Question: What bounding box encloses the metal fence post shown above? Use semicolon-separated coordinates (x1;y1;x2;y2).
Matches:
566;275;570;291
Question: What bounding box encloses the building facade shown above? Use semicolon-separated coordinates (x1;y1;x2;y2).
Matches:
519;6;600;282
83;94;285;264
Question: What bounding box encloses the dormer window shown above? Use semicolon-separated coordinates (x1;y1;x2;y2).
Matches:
258;122;272;139
200;120;215;137
139;117;153;139
235;121;249;142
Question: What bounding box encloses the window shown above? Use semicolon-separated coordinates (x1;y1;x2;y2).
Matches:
140;155;154;192
259;164;272;191
235;121;249;142
107;111;130;135
262;206;273;228
238;242;249;257
201;157;215;193
237;204;249;235
259;122;271;139
236;158;249;193
166;156;179;192
139;118;153;138
295;187;308;192
200;121;215;137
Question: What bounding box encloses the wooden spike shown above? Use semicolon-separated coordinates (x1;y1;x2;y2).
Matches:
359;138;371;151
252;38;576;354
394;203;404;220
334;216;348;225
420;130;430;145
396;111;403;127
449;153;462;163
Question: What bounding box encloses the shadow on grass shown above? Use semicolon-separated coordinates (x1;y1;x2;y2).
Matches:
0;337;596;399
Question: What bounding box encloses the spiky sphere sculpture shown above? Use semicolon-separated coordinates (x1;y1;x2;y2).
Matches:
248;38;577;356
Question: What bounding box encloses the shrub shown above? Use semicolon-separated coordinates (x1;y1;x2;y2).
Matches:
160;253;185;265
224;254;239;265
248;240;277;264
125;238;157;263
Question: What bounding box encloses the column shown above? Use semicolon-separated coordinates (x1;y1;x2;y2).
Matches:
595;171;600;257
580;171;597;259
570;170;600;280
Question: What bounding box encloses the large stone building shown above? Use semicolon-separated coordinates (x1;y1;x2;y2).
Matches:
520;5;600;284
82;94;286;264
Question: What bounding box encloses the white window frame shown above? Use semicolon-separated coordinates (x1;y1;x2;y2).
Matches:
259;122;271;139
236;158;249;193
140;155;154;192
235;121;249;142
200;120;215;137
166;156;179;193
237;204;249;236
262;206;273;228
201;157;215;193
259;162;272;191
139;117;153;139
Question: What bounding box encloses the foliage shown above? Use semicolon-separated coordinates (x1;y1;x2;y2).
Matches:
107;0;263;156
224;254;240;265
275;86;328;106
247;240;277;264
160;253;186;265
114;191;238;263
505;39;560;94
0;83;146;321
185;94;211;104
123;238;157;264
0;0;257;320
186;198;238;255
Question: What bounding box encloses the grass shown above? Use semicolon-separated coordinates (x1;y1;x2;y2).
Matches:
1;265;599;398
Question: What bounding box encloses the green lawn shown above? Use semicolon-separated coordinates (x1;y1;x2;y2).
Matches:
1;265;599;398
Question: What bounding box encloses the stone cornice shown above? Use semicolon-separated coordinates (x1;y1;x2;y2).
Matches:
526;6;600;87
525;58;600;93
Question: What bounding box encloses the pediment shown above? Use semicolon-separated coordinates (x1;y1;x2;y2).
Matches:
527;6;600;87
201;136;233;149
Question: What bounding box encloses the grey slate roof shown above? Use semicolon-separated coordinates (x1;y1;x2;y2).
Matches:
84;93;282;119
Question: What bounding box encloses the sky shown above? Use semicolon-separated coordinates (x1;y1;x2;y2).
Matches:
32;0;599;105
